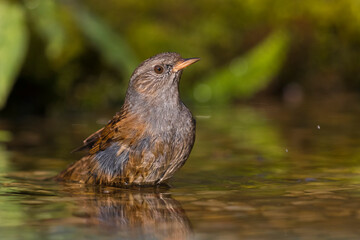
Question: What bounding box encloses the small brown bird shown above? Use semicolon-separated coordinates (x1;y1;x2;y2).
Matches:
56;52;199;186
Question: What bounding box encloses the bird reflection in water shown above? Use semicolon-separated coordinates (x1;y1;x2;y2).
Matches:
60;184;192;239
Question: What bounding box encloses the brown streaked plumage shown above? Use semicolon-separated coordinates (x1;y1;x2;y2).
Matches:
55;52;199;186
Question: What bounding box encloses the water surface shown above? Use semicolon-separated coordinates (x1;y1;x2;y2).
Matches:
1;96;360;239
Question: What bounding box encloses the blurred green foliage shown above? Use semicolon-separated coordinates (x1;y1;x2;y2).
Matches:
194;31;289;103
0;2;28;109
71;6;138;78
1;0;360;114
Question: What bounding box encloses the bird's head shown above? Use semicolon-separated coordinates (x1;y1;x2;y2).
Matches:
126;52;199;100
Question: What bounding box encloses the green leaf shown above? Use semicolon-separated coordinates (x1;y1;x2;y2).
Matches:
194;30;290;103
69;6;138;78
27;0;66;60
0;2;28;109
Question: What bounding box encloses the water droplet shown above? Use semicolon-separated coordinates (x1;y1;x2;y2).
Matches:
285;148;288;153
317;125;320;129
196;115;211;119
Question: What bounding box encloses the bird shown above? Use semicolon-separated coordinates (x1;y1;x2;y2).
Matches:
55;52;199;187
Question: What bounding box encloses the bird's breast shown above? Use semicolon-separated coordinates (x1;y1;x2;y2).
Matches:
91;104;195;185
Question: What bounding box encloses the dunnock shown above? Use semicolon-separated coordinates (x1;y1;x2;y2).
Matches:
56;52;199;186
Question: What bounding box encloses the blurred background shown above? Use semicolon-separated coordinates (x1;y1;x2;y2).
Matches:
2;2;360;239
1;0;360;115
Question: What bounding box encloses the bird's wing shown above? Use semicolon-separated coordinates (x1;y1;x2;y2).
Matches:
68;110;166;184
72;111;126;153
88;117;119;155
87;110;143;155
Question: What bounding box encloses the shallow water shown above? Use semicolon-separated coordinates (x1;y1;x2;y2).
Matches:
1;95;360;240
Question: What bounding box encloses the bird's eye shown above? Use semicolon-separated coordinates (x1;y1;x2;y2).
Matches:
154;65;164;74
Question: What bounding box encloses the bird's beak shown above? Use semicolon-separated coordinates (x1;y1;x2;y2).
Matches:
172;58;200;72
